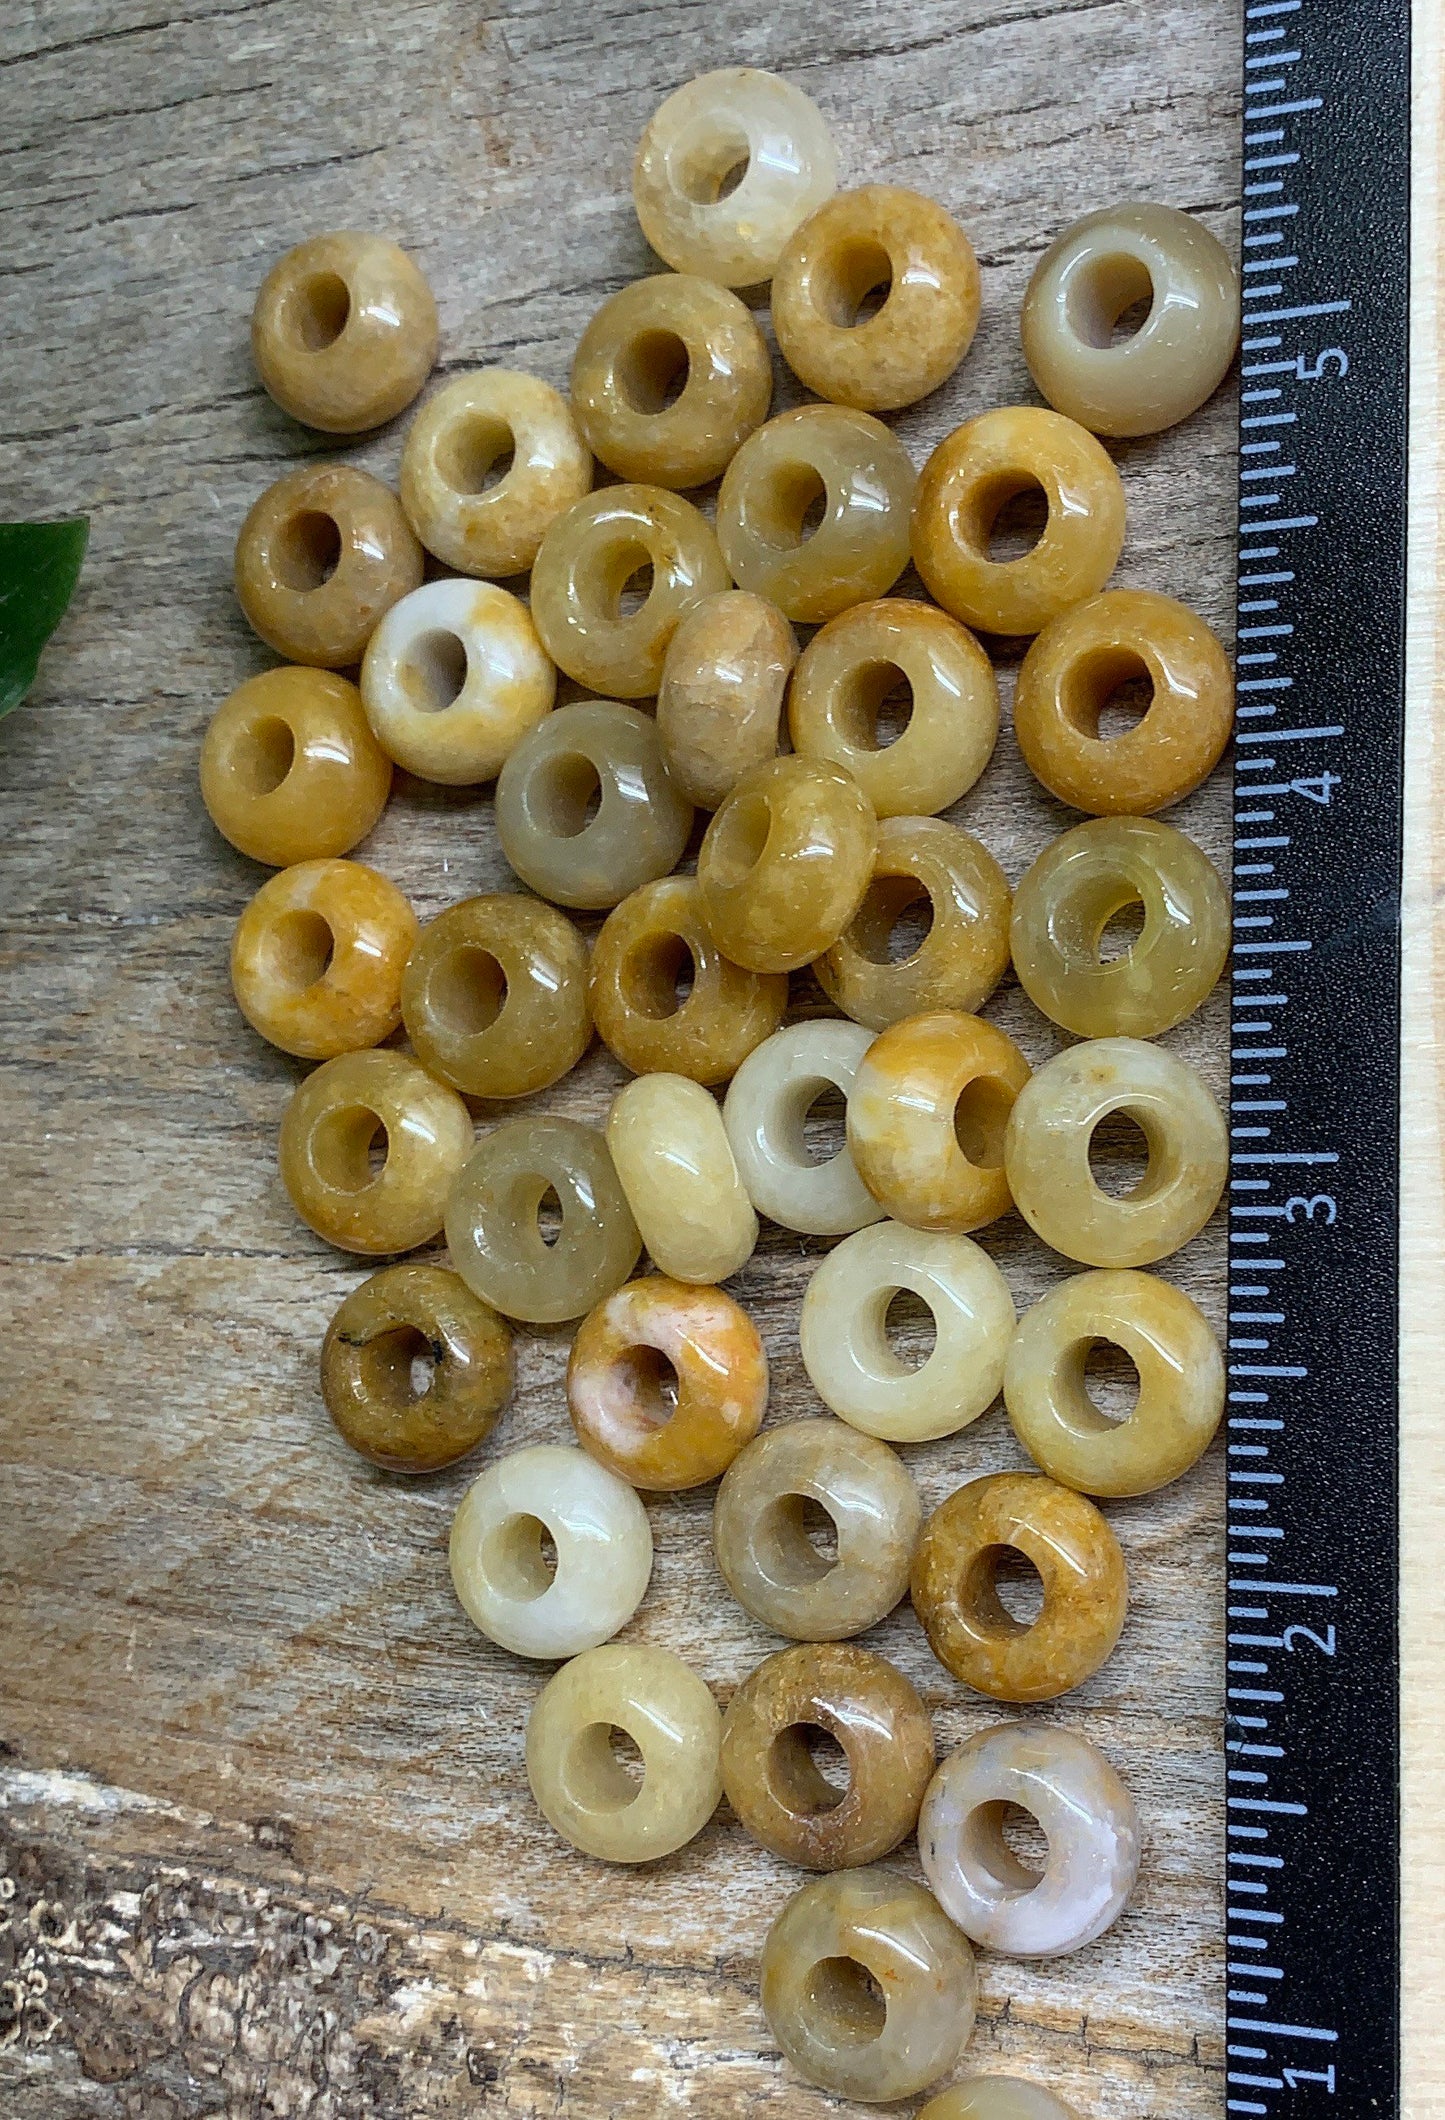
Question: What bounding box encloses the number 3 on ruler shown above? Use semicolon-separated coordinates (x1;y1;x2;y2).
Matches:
1284;1195;1337;1225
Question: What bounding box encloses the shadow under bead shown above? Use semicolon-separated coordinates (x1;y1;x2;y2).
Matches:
234;463;424;668
321;1262;512;1472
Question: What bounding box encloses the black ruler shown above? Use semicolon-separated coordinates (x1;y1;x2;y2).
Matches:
1224;2;1409;2115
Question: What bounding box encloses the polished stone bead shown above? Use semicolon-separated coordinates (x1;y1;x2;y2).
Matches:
400;893;591;1099
847;1010;1031;1233
235;463;424;669
321;1262;512;1472
400;369;592;578
713;1419;920;1640
918;2081;1081;2120
1004;1037;1228;1267
911;407;1125;637
200;666;391;869
697;754;877;974
279;1049;473;1255
445;1115;641;1325
911;1471;1127;1701
656;591;796;810
723;1020;883;1236
817;820;1012;1032
231;857;418;1059
589;876;787;1085
251;230;437;434
606;1074;758;1284
1021;203;1240;438
526;1642;722;1862
567;1275;767;1491
760;1867;976;2103
919;1722;1140;1956
449;1443;652;1658
360;578;556;785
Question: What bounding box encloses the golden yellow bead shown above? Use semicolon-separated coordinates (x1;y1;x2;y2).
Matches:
231;858;417;1059
200;666;391;867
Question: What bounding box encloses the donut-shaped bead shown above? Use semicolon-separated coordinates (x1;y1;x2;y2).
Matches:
400;893;590;1099
1004;1037;1228;1267
713;1420;921;1640
446;1116;641;1325
1021;203;1240;438
200;667;391;867
495;701;693;911
231;857;417;1059
527;1643;721;1863
632;68;837;287
251;230;437;434
717;407;916;624
788;598;998;819
721;1643;935;1869
1006;1269;1224;1497
847;1010;1031;1234
1011;816;1229;1039
911;407;1125;637
449;1443;652;1659
235;465;424;669
606;1074;758;1285
656;591;796;809
919;1723;1140;1955
723;1020;883;1237
529;484;729;697
321;1262;512;1472
919;2080;1081;2120
697;755;877;974
761;1868;976;2103
817;821;1012;1032
400;369;592;577
571;275;772;488
1014;589;1233;814
911;1471;1127;1701
360;578;555;785
801;1222;1015;1443
567;1275;767;1492
589;877;787;1085
772;185;980;412
279;1050;473;1255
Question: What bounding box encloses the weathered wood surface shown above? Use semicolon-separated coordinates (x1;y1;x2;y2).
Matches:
0;2;1241;2112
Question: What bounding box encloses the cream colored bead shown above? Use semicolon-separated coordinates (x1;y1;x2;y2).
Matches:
656;591;796;810
399;370;593;577
723;1021;883;1237
918;2080;1081;2120
800;1220;1016;1443
360;578;555;785
606;1074;757;1284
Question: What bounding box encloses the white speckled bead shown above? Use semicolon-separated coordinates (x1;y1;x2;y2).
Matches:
399;369;593;578
918;1722;1141;1957
723;1020;883;1237
606;1074;757;1284
800;1220;1016;1443
448;1444;652;1659
360;577;555;785
918;2079;1081;2120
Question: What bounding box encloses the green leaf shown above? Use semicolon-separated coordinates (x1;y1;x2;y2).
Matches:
0;518;89;720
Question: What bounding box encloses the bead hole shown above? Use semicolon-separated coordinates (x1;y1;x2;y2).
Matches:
265;906;335;991
1064;1337;1144;1431
983;478;1050;565
236;714;296;798
535;752;604;839
803;1956;887;2048
757;463;829;551
613;1343;682;1431
801;1080;849;1168
402;628;469;714
1097;896;1146;964
274;509;343;593
353;1322;439;1408
617;327;692;415
965;1543;1046;1636
709;785;775;886
486;1512;560;1602
882;1284;938;1374
289;269;352;351
953;1074;1014;1170
567;1722;646;1811
966;1798;1050;1893
436;411;516;496
311;1105;389;1194
598;536;658;622
758;1493;840;1586
1069;251;1155;349
428;945;509;1039
535;1183;565;1247
623;931;697;1021
847;875;936;968
769;1721;851;1816
1087;1107;1156;1200
836;659;914;752
672;123;752;206
816;236;894;329
1064;646;1156;741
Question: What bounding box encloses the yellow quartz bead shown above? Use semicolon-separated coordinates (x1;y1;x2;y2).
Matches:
279;1049;473;1255
251;231;437;435
321;1262;512;1473
445;1116;642;1325
606;1074;758;1284
697;755;878;974
589;875;787;1084
234;464;424;669
656;591;797;810
360;577;556;786
400;369;593;578
400;893;591;1099
918;2080;1080;2120
231;858;418;1059
200;666;392;866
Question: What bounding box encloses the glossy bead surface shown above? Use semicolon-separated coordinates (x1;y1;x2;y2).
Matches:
1021;203;1240;439
567;1275;767;1491
818;821;1012;1032
717;407;916;624
400;369;592;577
713;1419;920;1640
400;893;590;1099
321;1262;512;1472
721;1642;935;1868
918;2081;1081;2120
656;591;796;810
911;1472;1127;1701
235;464;424;669
1006;1269;1224;1496
773;185;980;412
251;230;437;434
200;666;392;866
760;1867;976;2103
847;1011;1031;1234
495;700;693;911
911;407;1125;637
1014;588;1233;815
697;754;878;974
449;1443;651;1658
606;1073;758;1284
360;578;554;786
632;68;838;287
231;857;417;1059
446;1116;641;1325
589;876;787;1086
279;1049;473;1255
529;484;729;697
526;1642;722;1862
1005;1037;1228;1267
572;275;771;488
919;1722;1140;1956
723;1020;882;1237
801;1221;1015;1443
